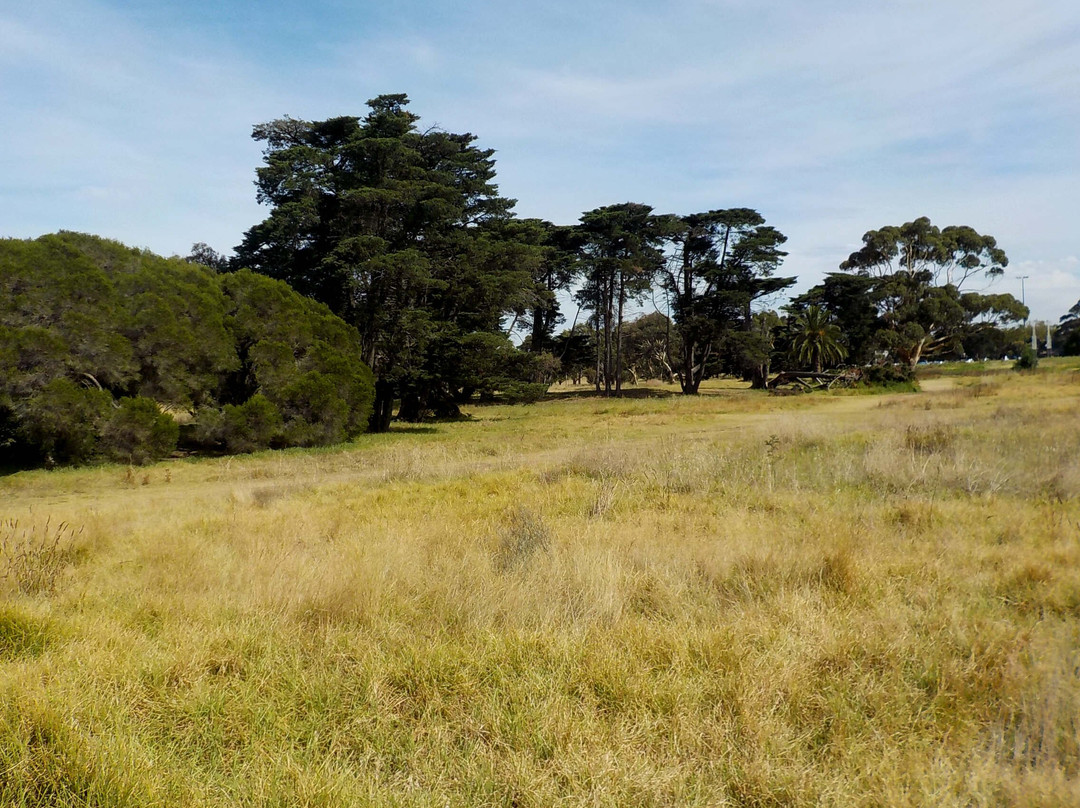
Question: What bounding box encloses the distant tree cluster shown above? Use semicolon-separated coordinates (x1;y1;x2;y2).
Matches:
1;232;373;466
1059;299;1080;356
787;217;1028;369
3;95;1050;469
230;96;801;407
229;96;1036;404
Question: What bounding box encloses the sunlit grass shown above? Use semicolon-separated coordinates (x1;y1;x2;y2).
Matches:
2;359;1079;805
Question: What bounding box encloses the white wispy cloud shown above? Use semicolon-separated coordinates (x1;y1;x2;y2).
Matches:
1;0;1077;318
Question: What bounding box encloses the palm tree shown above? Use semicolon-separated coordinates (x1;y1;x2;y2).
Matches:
791;305;847;373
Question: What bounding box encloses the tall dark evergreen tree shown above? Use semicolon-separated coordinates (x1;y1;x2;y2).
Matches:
575;203;679;395
232;94;531;429
1059;299;1080;356
662;210;792;392
788;273;881;366
506;219;582;355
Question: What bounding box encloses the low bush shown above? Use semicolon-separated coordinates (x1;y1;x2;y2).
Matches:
861;363;918;392
101;396;179;465
500;382;549;404
1013;345;1039;371
221;395;282;453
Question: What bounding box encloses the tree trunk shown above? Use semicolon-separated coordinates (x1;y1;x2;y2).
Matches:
530;304;546;353
369;379;395;432
397;391;423;422
594;313;602;394
750;360;769;390
603;273;614;395
615;272;625;396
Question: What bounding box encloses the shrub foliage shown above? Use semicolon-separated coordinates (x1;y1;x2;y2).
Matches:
0;233;374;466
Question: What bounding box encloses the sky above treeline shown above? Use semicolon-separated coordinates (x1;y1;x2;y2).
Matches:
2;0;1078;322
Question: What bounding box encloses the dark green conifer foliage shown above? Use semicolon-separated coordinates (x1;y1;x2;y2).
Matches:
0;233;374;467
233;94;533;428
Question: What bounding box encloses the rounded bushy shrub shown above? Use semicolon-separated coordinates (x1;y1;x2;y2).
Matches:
278;372;349;447
1013;345;1039;371
101;396;178;465
220;395;282;453
19;379;112;465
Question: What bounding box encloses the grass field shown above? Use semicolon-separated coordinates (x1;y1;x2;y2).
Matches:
2;359;1079;806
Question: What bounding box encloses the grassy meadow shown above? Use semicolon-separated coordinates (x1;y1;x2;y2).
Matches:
2;360;1079;806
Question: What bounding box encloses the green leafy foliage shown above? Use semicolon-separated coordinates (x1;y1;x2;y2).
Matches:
575;203;681;395
0;234;374;468
222;395;283;453
663;209;793;392
220;270;375;446
18;379;112;466
233;95;532;429
620;312;680;383
101;397;179;465
833;218;1026;367
1014;346;1039;371
790;305;848;373
1059;299;1080;356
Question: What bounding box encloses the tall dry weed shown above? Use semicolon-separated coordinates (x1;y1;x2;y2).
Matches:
0;518;82;596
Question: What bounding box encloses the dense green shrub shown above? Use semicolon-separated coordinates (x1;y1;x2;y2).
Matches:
500;382;549;404
220;395;283;453
101;397;179;465
18;380;112;465
1013;345;1039;371
222;271;374;444
1;234;375;468
860;363;918;391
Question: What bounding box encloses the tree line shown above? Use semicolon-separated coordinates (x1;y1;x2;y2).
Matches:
220;95;1035;417
5;93;1071;467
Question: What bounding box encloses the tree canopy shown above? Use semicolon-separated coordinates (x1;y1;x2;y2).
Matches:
662;209;792;392
1059;299;1080;356
232;94;536;428
0;232;373;467
835;217;1025;366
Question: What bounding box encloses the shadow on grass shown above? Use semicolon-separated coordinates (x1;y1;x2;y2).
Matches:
544;387;678;401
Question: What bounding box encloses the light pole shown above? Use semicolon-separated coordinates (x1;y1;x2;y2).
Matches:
1018;275;1037;352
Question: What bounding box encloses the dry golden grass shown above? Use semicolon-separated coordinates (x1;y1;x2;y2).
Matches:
1;360;1079;806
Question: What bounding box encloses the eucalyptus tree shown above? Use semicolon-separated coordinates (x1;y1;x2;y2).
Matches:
839;217;1025;367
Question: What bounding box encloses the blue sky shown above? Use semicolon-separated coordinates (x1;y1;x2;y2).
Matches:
2;0;1078;321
